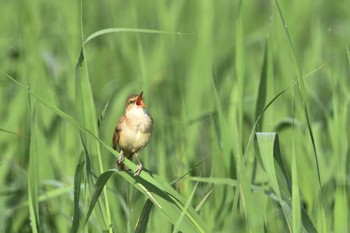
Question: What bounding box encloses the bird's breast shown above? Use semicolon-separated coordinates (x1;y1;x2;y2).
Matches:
118;110;153;154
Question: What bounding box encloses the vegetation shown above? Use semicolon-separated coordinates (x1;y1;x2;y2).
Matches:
1;0;349;232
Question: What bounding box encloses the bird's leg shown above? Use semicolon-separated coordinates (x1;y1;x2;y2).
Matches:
133;153;143;176
116;150;125;169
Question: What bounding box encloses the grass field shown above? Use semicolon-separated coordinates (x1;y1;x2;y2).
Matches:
1;0;349;232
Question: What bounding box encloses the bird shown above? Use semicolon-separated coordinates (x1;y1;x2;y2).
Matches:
112;91;153;176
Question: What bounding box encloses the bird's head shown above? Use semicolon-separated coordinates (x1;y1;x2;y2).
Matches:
125;91;146;112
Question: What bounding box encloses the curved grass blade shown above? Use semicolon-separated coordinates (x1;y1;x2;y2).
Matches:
240;85;290;171
84;170;114;227
135;199;154;233
77;28;190;68
256;133;294;232
275;0;321;188
85;164;209;233
256;132;317;233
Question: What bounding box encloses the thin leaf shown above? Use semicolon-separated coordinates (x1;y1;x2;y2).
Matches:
77;28;190;69
254;41;269;130
194;190;213;212
0;128;30;138
85;166;209;233
28;97;39;233
240;172;264;233
3;73;116;157
292;145;301;233
76;26;112;230
172;182;199;233
84;170;114;226
275;0;322;189
135;199;154;233
71;152;85;233
334;186;348;232
256;132;317;233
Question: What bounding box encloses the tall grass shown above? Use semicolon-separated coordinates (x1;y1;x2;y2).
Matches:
1;0;349;232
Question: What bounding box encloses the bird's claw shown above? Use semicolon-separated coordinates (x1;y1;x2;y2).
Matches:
116;151;125;169
134;164;143;176
117;157;124;165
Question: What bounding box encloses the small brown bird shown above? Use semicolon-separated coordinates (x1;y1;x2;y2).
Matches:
112;91;153;176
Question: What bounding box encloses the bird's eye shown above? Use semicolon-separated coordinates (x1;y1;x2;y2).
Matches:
129;99;135;104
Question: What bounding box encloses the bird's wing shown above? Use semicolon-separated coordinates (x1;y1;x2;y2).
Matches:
112;115;125;150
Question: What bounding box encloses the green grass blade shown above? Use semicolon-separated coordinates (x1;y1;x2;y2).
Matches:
273;135;291;191
240;172;265;233
82;28;186;48
97;94;113;128
194;190;212;212
256;133;281;196
76;37;112;233
70;152;85;233
275;0;322;188
334;186;348;232
16;184;73;208
235;0;245;145
2;73;123;164
134;199;154;233
256;132;292;232
28;102;39;233
239;81;291;174
292;144;301;233
84;165;209;233
252;39;272;183
77;2;113;229
172;181;199;233
84;170;114;227
76;28;188;71
255;41;269;130
0;128;26;137
256;132;318;233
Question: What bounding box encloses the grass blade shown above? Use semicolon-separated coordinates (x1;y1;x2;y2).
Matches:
256;132;292;232
254;41;270;131
84;170;114;226
334;186;348;232
172;182;199;233
84;165;209;233
70;152;85;233
76;37;112;232
28;102;39;233
256;132;318;233
134;199;154;233
240;172;265;233
292;144;301;233
275;0;322;188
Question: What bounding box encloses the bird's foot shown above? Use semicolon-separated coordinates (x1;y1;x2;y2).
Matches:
116;151;125;169
134;163;143;176
116;157;124;165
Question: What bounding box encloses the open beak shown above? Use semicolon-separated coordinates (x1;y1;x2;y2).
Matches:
136;91;145;107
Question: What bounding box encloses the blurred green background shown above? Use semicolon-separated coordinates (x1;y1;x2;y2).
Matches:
1;0;349;232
